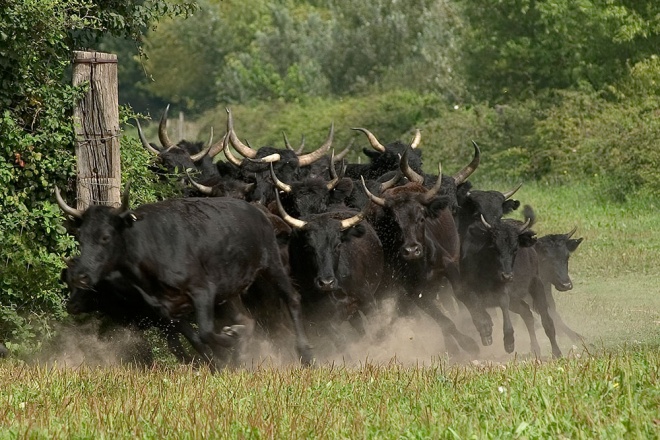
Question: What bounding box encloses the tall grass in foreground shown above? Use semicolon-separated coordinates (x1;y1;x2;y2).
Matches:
0;346;658;439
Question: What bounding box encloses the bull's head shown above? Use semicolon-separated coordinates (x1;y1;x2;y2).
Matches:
136;105;217;175
468;215;536;283
535;227;583;291
55;182;138;289
275;190;367;291
361;157;450;261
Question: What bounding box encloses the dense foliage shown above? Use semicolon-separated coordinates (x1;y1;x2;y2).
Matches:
0;0;195;348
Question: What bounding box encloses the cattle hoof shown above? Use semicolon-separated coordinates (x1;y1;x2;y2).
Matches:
481;335;493;346
221;325;246;338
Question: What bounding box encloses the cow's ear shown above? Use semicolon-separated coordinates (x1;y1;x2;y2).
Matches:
363;149;380;159
567;237;583;252
332;178;354;202
119;210;141;227
342;223;366;241
519;230;537;248
502;199;520;215
467;222;488;240
63;216;82;235
425;195;451;217
455;182;473;205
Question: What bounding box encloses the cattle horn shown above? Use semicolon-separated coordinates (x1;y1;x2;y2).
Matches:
274;190;307;229
246;153;281;164
360;176;387;207
502;182;523;200
352;127;386;153
566;226;578;239
519;217;532;232
480;214;492;230
340;203;369;230
221;133;243;167
158;104;176;150
410;129;421;149
135;119;161;155
380;172;401;192
400;148;424;184
189;128;214;162
453;141;481;185
333;138;353;162
226;108;258;159
185;170;214;195
298;123;334;167
296;135;305;155
326;150;340;190
282;131;294;151
422;163;443;202
270;163;292;193
55;187;84;219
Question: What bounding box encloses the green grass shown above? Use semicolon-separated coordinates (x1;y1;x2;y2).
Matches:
0;347;658;439
2;181;659;438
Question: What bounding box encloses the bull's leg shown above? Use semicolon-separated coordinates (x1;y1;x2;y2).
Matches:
508;299;541;357
161;326;195;364
498;292;515;353
191;286;242;368
416;292;479;356
131;285;211;363
172;320;214;363
531;278;562;358
223;297;255;367
457;290;493;347
544;285;584;343
258;271;313;366
550;309;584;343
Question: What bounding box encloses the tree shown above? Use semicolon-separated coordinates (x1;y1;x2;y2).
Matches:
457;0;660;102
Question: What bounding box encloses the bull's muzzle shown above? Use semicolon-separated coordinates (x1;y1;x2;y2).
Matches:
315;277;338;291
499;272;514;282
554;280;573;291
401;244;422;260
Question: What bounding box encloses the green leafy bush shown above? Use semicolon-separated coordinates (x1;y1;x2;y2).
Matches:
0;0;194;349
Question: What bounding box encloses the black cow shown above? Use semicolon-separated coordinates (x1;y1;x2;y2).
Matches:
0;343;8;358
459;214;562;358
225;108;335;205
269;161;353;217
55;184;313;367
362;163;479;356
455;181;522;239
274;190;384;349
345;128;424;181
62;259;195;364
534;220;585;343
136;105;219;183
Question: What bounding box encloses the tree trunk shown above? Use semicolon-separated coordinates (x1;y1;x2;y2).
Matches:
72;51;121;210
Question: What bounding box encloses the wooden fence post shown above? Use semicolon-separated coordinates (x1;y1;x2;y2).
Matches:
72;51;121;210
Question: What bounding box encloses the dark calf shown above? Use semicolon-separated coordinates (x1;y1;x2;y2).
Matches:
535;226;584;342
459;215;563;357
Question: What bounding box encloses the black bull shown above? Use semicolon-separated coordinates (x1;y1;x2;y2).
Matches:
55;186;313;365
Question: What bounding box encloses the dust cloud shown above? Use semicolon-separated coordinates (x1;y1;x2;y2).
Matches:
28;293;587;370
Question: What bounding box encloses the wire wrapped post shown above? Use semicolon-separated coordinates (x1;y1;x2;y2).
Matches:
72;51;121;210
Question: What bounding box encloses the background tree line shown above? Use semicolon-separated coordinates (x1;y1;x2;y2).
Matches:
1;0;659;350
